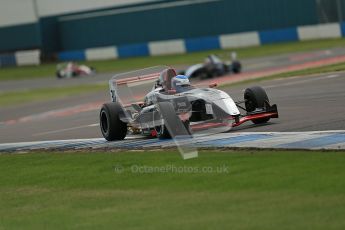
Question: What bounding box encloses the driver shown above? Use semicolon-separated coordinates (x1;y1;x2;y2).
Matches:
171;75;193;93
155;68;176;92
204;55;225;76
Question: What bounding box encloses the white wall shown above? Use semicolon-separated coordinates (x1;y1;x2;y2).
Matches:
297;23;341;40
0;0;156;27
220;32;260;49
0;0;37;27
36;0;158;17
15;49;41;66
149;39;186;56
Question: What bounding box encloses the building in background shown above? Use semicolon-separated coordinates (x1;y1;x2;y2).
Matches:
0;0;345;64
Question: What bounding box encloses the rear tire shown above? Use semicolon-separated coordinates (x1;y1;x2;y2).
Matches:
244;86;270;124
56;71;63;79
100;102;127;141
232;61;242;74
90;67;96;75
155;102;191;139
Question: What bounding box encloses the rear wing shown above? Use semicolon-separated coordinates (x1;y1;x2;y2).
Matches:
108;66;169;105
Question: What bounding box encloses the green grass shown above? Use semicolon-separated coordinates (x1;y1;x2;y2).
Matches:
0;83;107;107
0;64;57;81
2;38;345;81
220;61;345;88
1;150;345;229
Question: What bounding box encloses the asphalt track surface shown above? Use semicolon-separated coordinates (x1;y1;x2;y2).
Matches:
1;70;344;143
1;48;345;144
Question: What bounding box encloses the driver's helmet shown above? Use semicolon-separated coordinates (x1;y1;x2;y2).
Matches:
171;75;190;92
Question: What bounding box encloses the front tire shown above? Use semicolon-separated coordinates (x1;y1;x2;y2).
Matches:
244;86;270;124
100;102;127;141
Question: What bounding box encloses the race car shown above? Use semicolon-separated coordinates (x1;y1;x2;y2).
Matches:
181;53;242;79
99;66;278;141
56;62;96;79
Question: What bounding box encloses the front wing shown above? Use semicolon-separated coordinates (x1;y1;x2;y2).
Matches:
191;104;278;130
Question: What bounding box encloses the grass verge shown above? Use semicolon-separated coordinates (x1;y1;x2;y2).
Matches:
0;83;107;107
220;61;345;88
0;150;345;229
2;38;345;81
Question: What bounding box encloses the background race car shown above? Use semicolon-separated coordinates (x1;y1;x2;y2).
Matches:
56;62;96;79
181;53;242;79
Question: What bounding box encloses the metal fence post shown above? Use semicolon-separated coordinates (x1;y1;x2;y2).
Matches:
337;0;343;22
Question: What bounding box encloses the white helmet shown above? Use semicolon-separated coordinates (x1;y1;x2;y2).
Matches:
171;75;190;90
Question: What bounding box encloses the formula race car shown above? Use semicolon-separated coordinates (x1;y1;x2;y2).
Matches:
56;62;96;79
181;53;242;79
99;66;278;141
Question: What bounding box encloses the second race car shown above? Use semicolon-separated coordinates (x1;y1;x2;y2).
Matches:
181;53;242;79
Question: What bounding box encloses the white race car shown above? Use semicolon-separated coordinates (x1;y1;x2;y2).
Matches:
99;66;278;141
56;62;96;79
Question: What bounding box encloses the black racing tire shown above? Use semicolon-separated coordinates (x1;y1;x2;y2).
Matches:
72;71;78;77
90;67;97;75
156;125;171;139
232;61;242;74
56;71;63;79
155;120;191;139
100;102;127;141
155;119;171;139
244;86;270;124
155;102;191;139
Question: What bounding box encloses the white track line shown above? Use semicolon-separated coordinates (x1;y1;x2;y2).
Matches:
265;74;340;89
326;74;340;79
33;123;99;136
